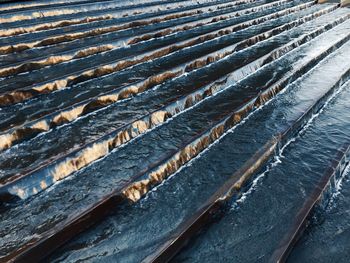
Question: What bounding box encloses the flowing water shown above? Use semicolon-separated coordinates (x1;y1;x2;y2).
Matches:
0;0;349;262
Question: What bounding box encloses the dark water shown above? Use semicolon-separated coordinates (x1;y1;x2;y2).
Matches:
0;0;350;262
288;164;350;263
46;28;350;263
174;55;350;263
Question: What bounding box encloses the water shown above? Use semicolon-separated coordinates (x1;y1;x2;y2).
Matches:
0;0;350;262
47;29;350;263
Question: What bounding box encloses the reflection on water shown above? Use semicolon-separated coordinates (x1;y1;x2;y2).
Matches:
0;0;350;262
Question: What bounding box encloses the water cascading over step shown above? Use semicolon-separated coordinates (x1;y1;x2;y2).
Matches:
0;0;349;262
